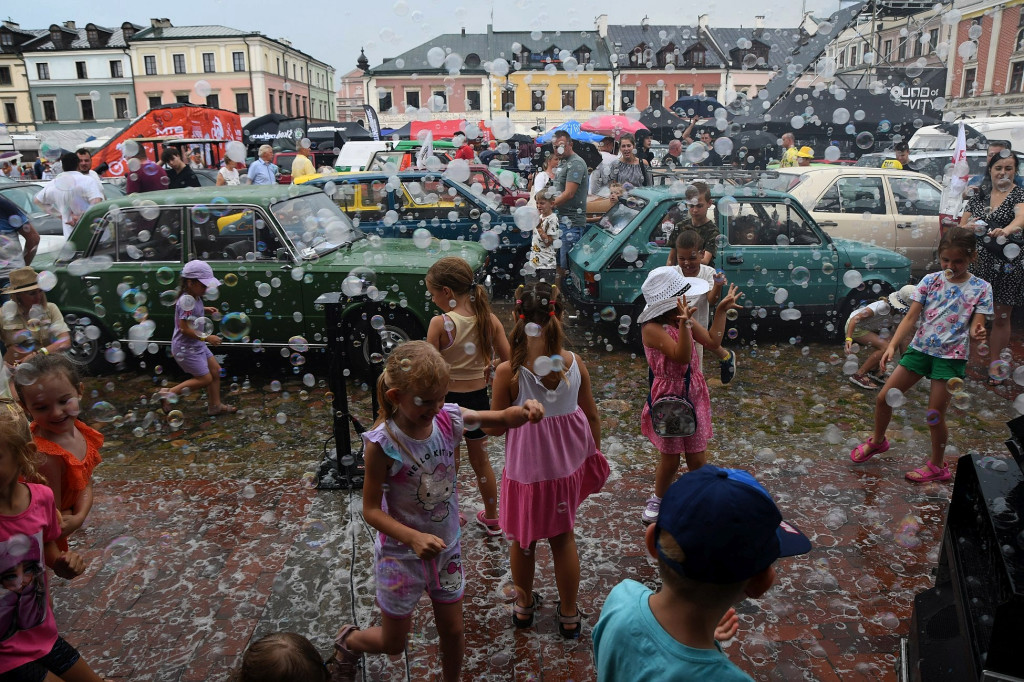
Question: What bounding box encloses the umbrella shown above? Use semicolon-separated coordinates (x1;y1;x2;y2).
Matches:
580;114;647;137
535;141;602;169
639;106;694;143
536;121;604;143
669;96;725;118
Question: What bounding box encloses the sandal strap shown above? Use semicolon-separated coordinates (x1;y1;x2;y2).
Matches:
513;592;541;615
557;604;581;625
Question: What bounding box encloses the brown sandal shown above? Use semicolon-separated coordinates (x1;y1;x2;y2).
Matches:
512;592;541;628
556;602;581;639
326;625;360;682
207;404;238;416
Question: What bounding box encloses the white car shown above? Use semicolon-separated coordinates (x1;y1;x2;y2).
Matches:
762;166;943;278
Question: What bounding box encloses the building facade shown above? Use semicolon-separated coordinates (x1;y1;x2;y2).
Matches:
947;0;1024;115
0;21;45;133
19;21;138;131
337;62;366;123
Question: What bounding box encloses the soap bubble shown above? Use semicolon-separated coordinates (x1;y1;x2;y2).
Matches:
791;266;810;285
855;131;875;150
190;317;213;339
842;271;863;289
989;360;1011;382
884;388;906;407
91;401;117;422
220;312;251;341
103;536;142;571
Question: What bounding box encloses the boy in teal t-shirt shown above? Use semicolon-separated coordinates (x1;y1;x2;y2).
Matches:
592;466;811;681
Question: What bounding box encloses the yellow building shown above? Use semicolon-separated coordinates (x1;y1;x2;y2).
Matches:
0;21;43;133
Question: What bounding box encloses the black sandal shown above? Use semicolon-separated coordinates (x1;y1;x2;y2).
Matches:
512;592;541;628
556;602;581;639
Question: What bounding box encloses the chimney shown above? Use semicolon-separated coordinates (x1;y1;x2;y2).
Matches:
698;14;709;30
150;18;172;29
595;14;608;39
755;15;765;30
63;20;76;30
461;27;466;37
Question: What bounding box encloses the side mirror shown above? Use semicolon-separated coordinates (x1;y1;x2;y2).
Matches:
276;247;291;261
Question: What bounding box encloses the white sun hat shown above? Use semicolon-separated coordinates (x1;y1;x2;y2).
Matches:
887;284;917;312
637;266;711;324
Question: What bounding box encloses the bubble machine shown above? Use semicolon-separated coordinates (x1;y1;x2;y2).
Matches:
313;292;384;490
900;415;1024;682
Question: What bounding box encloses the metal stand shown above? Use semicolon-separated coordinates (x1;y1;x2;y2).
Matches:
314;292;384;490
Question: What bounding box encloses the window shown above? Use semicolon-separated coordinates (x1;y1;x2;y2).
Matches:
331;180;387;224
432;90;447;108
405;89;420;108
727;203;820;246
233;51;245;72
838;50;845;68
963;67;976;97
286;94;292;116
202;53;215;73
0;67;11;86
147;95;161;110
115;97;129;119
41;99;56;122
206;94;219;108
173;54;186;74
591;90;605;111
0;33;11;47
560;89;575;110
620;89;635;111
704;89;718;101
1010;62;1024;93
898;38;907;61
144;55;157;75
3;102;16;124
849;45;858;65
175;93;190;104
889;177;940;216
76;61;87;79
192;207;283;261
929;29;939;52
815;177;885;214
465;90;480;111
913;34;923;58
109;60;123;78
1017;28;1024;52
532;89;545;111
501;86;515;112
80;98;94;121
400;179;472;225
677;88;691;101
276;57;280;74
883;39;892;58
109;207;183;262
378;89;392;112
573;47;592;65
235;92;250;113
686;46;706;68
650;89;663;108
37;63;50;80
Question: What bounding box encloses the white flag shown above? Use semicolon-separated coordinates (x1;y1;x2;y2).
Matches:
949;121;968;194
416;131;433;169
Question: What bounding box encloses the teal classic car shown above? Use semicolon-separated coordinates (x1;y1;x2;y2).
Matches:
33;185;488;374
565;185;913;341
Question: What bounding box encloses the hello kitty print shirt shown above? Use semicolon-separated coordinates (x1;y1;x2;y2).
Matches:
910;271;993;360
362;404;465;558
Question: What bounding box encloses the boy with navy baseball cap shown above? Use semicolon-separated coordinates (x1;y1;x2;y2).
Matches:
593;466;811;681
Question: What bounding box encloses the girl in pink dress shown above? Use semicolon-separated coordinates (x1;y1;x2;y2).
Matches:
637;267;742;526
488;283;609;639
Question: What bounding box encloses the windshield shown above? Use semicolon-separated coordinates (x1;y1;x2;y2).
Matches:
597;196;647;235
271;192;363;257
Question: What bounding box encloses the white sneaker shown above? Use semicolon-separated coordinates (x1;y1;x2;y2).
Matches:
642;495;661;525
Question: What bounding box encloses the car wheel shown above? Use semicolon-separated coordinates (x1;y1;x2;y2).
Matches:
64;315;110;374
344;306;424;379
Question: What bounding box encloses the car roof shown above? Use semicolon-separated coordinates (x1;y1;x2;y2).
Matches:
628;185;793;201
775;166;935;179
94;184;322;208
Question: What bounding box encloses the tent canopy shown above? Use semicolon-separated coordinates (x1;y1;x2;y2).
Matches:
536;121;603;143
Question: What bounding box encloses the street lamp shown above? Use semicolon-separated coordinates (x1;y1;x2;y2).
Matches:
503;60;518;119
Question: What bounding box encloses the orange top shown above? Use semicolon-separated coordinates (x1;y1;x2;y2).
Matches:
31;420;103;511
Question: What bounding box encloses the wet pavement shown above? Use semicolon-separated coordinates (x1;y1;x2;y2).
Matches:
47;312;1024;681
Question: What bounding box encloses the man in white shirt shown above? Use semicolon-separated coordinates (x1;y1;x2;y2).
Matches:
76;148;105;197
34;152;103;239
589;136;619;197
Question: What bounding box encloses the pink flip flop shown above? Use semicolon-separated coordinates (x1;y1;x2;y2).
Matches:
476;509;502;537
850;437;889;463
905;462;951;483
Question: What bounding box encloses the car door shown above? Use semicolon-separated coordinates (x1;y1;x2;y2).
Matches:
85;204;185;347
888;174;942;276
188;203;297;346
809;174;897;252
717;198;839;319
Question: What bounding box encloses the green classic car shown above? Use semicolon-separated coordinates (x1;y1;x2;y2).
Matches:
33;185;488;374
565;184;913;342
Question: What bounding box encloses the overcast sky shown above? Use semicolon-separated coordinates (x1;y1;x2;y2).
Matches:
11;0;841;87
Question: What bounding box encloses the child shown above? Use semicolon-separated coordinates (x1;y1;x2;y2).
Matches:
665;181;719;269
592;465;812;681
328;341;543;681
488;283;609;639
638;266;742;524
0;401;102;682
844;284;916;389
528;189;560;284
160;259;236;416
425;257;511;535
851;228;992;483
673;229;736;380
233;632;327;682
15;355;101;552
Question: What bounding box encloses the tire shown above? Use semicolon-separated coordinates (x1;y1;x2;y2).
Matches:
344;306;424;380
64;314;111;374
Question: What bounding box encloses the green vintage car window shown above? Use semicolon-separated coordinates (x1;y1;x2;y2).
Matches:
597;196;647;236
271;192;363;257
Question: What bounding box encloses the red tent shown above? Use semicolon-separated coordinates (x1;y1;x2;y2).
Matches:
409;119;493;142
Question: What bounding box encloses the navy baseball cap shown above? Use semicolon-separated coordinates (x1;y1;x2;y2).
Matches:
655;466;811;584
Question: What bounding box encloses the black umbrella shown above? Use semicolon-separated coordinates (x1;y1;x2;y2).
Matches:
639;105;693;143
669;96;725;118
535;141;602;170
